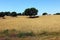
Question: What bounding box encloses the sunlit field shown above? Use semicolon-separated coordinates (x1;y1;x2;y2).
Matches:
0;15;60;32
0;15;60;40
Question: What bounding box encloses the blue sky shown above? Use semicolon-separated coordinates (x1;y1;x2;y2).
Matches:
0;0;60;15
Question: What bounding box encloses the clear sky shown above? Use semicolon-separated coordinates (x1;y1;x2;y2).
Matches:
0;0;60;15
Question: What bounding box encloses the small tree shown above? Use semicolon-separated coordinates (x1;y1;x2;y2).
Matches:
10;12;17;17
23;8;38;16
17;13;21;16
21;12;25;16
0;12;5;19
23;8;30;16
30;8;38;16
4;12;11;16
42;12;48;15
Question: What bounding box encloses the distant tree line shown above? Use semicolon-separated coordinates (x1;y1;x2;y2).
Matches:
0;11;21;19
53;13;60;15
0;7;60;19
0;8;38;19
42;12;60;15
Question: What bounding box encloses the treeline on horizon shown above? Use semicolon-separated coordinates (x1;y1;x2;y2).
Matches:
0;7;60;19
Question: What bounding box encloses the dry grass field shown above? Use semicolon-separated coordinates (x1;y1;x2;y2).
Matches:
0;15;60;40
0;15;60;33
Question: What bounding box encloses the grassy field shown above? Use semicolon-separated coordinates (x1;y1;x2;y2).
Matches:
0;15;60;40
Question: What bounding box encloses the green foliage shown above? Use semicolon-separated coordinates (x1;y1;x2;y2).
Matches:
3;29;9;34
10;12;17;17
42;12;48;15
0;29;60;38
4;12;11;16
17;13;21;16
17;31;35;38
0;12;5;19
0;29;35;37
23;7;38;16
2;29;9;36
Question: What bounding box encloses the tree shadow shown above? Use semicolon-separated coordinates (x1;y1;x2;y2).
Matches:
27;16;39;19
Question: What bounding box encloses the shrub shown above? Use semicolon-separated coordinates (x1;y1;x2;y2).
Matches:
2;29;9;36
17;31;35;38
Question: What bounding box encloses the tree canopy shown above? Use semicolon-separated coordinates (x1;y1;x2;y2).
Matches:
23;8;38;16
42;12;48;15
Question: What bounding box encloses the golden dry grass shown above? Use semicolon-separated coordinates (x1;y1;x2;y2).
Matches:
0;15;60;40
0;15;60;33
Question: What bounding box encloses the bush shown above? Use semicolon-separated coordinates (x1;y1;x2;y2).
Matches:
3;29;9;34
2;29;9;36
17;31;35;38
